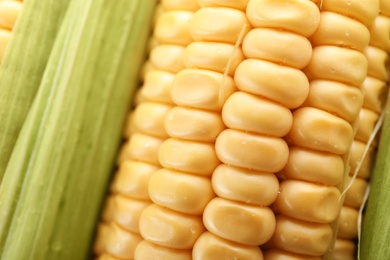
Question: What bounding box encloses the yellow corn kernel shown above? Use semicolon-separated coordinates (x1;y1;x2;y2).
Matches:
364;45;389;81
94;224;110;256
234;59;310;109
270;215;333;257
275;180;341;223
333;239;356;260
150;45;185;73
197;0;248;11
355;108;380;143
349;140;375;179
158;138;220;176
118;133;164;166
212;164;279;206
183;41;245;75
148;168;215;215
193;232;264;259
263;249;322;260
0;0;22;30
309;11;370;52
344;177;368;208
189;7;251;44
139;204;205;249
361;76;387;114
96;254;122;260
368;14;390;52
111;195;152;233
0;28;11;61
140;70;175;105
111;161;158;200
135;240;192;259
203;197;275;246
319;0;379;26
132;102;172;138
304;46;368;87
287;107;354;154
171;68;237;111
216;129;289;173
154;11;194;45
303;80;363;123
222;91;293;137
337;206;358;239
165;106;225;142
105;223;143;259
246;0;320;37
161;0;199;11
243;28;312;69
280;146;344;186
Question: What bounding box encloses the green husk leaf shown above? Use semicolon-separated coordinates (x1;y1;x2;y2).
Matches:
0;0;156;259
0;0;70;182
360;91;390;259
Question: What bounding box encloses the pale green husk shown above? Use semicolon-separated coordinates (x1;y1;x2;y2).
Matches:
0;0;156;259
0;0;70;182
360;91;390;259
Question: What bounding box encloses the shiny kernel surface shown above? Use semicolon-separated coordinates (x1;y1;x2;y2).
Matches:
162;0;199;11
112;161;158;200
263;249;321;260
212;164;279;206
355;108;380;143
337;206;358;239
0;0;22;30
165;106;225;142
123;133;164;165
203;197;275;246
271;215;333;256
192;232;264;260
159;138;220;176
150;45;186;73
304;80;363;123
190;7;251;44
369;15;390;52
134;240;192;260
361;76;388;113
287;107;354;155
216;129;289;173
246;0;320;37
222;91;293;137
171;68;237;111
344;177;368;208
281;146;344;186
333;238;356;260
149;168;215;215
309;11;370;52
183;41;245;75
243;28;312;69
304;46;368;87
320;0;379;27
275;180;341;223
105;224;143;259
197;0;248;10
349;140;375;179
133;102;172;138
234;59;309;109
139;204;205;249
365;45;389;81
154;11;194;45
141;70;175;104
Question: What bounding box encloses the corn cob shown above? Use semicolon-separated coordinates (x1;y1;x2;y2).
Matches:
333;2;389;258
93;1;199;259
0;0;156;259
89;0;387;259
360;0;390;258
136;0;253;258
269;0;379;258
